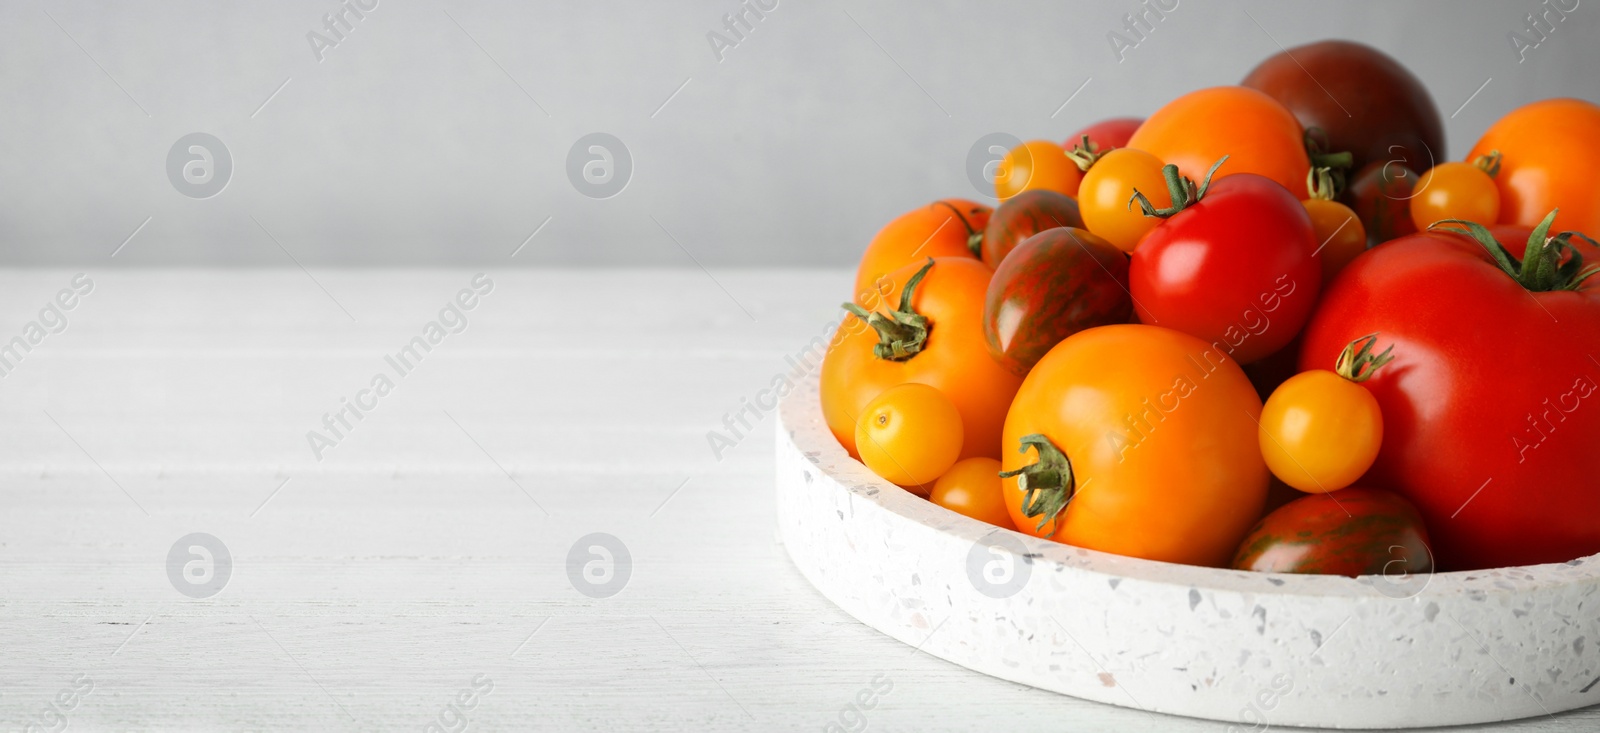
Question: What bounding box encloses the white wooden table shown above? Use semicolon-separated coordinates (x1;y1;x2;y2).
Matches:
0;269;1591;732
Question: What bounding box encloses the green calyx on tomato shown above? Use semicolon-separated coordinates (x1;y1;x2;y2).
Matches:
840;258;935;361
1334;333;1395;383
1473;150;1502;178
1302;127;1353;198
1062;135;1108;173
997;433;1075;535
1128;156;1229;219
1430;209;1600;292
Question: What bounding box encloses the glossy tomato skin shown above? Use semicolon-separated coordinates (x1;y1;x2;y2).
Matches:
997;140;1083;200
1127;86;1311;198
1300;229;1600;569
983;228;1132;376
822;257;1022;461
1233;487;1432;576
1001;324;1268;567
1066;117;1142;152
1130;173;1321;364
1409;162;1500;231
1242;40;1444;177
979;189;1083;268
1349;161;1418;246
855;383;964;492
1078;148;1170;253
930;457;1015;529
853;200;989;305
1469;98;1600;235
1302;198;1367;286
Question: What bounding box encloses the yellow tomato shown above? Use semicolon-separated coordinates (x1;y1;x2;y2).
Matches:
855;383;963;492
1259;369;1383;493
1302;198;1367;286
929;457;1015;529
1409;161;1501;231
996;140;1084;201
1078;148;1170;253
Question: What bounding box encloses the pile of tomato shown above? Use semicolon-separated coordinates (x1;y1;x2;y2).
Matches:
819;40;1600;574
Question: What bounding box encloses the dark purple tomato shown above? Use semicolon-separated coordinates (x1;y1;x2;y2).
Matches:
1242;40;1445;178
1348;160;1419;246
979;189;1083;268
982;227;1131;376
1233;487;1433;577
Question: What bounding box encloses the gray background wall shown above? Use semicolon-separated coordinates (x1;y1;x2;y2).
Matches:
1;0;1596;267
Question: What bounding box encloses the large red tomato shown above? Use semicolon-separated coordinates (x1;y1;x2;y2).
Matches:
1129;166;1321;364
1300;215;1600;569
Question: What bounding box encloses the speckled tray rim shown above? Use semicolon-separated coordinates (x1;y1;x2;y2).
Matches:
775;371;1600;728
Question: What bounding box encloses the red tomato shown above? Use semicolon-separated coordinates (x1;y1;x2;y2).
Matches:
1129;167;1322;364
1233;487;1433;577
1065;117;1142;152
1300;214;1600;569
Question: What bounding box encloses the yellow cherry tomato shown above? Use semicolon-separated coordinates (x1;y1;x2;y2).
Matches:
929;457;1015;529
996;140;1084;201
855;383;963;492
1259;369;1384;493
1078;148;1170;253
1302;198;1367;286
1409;160;1501;231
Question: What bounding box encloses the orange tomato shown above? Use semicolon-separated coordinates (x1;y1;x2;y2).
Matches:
1078;148;1170;252
1127;86;1311;199
930;457;1015;529
1409;161;1500;231
855;383;964;492
822;258;1022;461
996;140;1084;201
853;200;990;306
1469;98;1600;235
1000;324;1268;566
1303;198;1366;285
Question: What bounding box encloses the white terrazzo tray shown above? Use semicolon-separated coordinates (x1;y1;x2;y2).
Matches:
775;373;1600;729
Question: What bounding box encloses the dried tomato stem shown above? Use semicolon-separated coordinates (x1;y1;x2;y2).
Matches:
1063;134;1106;173
1335;333;1395;382
1473;150;1502;178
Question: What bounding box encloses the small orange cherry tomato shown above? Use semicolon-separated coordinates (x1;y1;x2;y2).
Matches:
853;200;989;305
1304;199;1366;285
996;140;1084;201
1259;335;1389;493
1078;148;1170;253
929;457;1015;528
1301;169;1368;285
856;383;963;492
1127;86;1312;198
1409;158;1501;231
